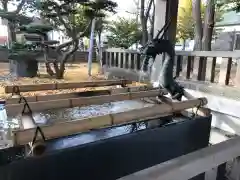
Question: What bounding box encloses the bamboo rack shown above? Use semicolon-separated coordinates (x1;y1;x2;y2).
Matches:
5;79;132;93
6;89;167;116
12;98;208;146
6;85;158;104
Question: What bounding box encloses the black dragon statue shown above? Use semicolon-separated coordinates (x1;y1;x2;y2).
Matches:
140;18;184;101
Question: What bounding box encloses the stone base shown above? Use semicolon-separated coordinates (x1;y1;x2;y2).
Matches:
9;59;38;78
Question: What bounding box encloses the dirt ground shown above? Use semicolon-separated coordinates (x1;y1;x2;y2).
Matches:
0;62;106;99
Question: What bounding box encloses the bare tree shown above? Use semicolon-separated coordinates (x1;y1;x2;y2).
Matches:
192;0;203;50
149;0;155;40
140;0;154;45
202;0;215;50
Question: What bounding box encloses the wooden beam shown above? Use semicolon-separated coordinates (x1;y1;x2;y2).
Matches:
5;79;132;93
6;85;157;104
12;98;207;145
175;51;240;58
118;135;240;180
6;89;167;116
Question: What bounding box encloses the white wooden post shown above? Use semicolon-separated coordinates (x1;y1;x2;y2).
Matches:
88;18;96;76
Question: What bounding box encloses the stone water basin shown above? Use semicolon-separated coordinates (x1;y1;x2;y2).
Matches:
0;100;154;150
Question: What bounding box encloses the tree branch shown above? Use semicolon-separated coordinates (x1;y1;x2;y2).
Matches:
149;0;155;24
52;4;72;34
58;15;72;34
14;0;26;14
145;0;153;19
61;39;79;63
1;0;8;11
56;19;92;52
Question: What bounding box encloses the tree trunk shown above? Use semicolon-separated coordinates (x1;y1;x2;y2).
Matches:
56;62;66;79
45;62;54;76
54;40;79;79
42;33;55;76
192;0;203;50
202;0;215;51
8;22;16;45
149;3;155;40
140;0;148;45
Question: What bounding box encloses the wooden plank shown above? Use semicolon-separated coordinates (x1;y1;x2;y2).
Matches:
5;80;132;93
102;51;106;65
128;53;132;70
134;54;138;71
120;53;124;68
125;53;129;69
192;56;200;80
235;60;240;86
175;55;182;78
137;54;141;70
198;56;207;81
186;56;192;79
6;85;157;104
123;52;127;69
6;89;167;116
106;52;110;67
219;58;232;85
176;50;240;58
205;57;216;82
211;57;217;83
117;52;121;67
12;98;208;146
181;56;192;79
130;53;135;70
104;48;139;54
109;52;112;67
114;52;118;67
118;134;240;180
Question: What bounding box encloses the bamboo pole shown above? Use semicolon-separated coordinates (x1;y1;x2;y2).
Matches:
5;79;132;93
6;85;158;104
6;89;167;116
12;98;208;146
182;90;211;116
156;95;211;117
